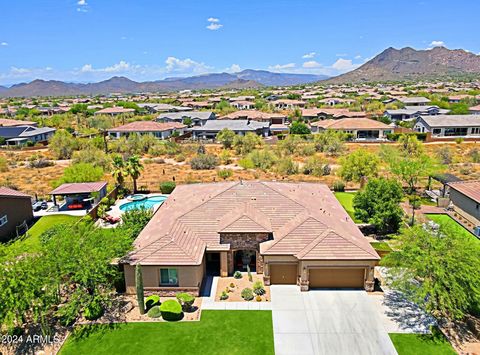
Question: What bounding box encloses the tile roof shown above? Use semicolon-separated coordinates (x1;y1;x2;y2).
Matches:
448;180;480;204
0;187;31;199
189;119;269;132
0;118;37;127
108;121;186;132
219;110;285;121
419;115;480;127
126;181;379;266
310;117;390;130
302;108;366;119
50;181;107;195
95;107;135;114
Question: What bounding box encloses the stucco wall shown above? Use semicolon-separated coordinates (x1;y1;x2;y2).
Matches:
450;189;480;225
0;196;33;242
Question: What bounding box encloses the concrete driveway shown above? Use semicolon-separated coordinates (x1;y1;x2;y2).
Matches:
270;286;397;355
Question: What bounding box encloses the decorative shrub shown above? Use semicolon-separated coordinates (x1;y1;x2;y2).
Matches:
217;169;233;180
145;295;160;310
333;181;345;192
84;299;104;320
253;281;266;295
256;295;262;302
233;271;242;279
159;181;176;194
159;300;183;321
241;288;254;301
247;264;253;282
176;292;195;311
147;305;162;318
229;282;235;288
220;291;229;300
190;154;218;170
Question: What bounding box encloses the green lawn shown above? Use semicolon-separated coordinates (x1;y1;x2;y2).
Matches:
370;241;393;252
425;214;475;241
20;215;80;251
389;328;456;355
60;310;275;355
334;192;360;222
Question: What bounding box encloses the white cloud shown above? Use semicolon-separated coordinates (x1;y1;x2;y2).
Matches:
302;52;316;59
1;42;8;46
225;64;241;73
206;17;223;30
206;23;223;30
268;63;296;72
165;57;212;74
429;40;445;48
77;0;88;12
354;55;362;59
80;60;133;73
77;0;87;5
332;58;359;72
302;61;322;68
77;7;88;12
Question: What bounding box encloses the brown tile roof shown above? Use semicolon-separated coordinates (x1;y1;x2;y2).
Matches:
219;110;285;121
302;108;366;119
0;118;37;127
0;187;31;199
448;180;480;204
50;181;107;195
126;181;379;266
109;121;186;132
310;117;391;130
95;107;135;114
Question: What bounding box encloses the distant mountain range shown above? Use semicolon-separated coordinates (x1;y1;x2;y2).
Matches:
328;46;480;83
0;70;328;97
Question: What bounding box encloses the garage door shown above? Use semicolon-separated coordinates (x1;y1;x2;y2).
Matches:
309;268;365;289
270;264;297;284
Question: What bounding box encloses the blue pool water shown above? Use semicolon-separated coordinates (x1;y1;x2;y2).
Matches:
120;195;167;212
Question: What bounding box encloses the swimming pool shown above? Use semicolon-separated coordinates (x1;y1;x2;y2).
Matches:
119;195;167;212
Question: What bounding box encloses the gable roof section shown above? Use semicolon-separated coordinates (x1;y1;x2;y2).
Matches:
0;187;31;199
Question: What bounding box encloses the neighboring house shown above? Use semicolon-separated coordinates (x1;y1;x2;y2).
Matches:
414;115;480;138
0;187;33;242
230;95;255;102
397;96;431;106
37;106;69;115
156;111;215;127
447;180;480;228
384;105;449;121
181;101;211;110
50;182;107;211
273;99;306;109
121;181;379;296
230;100;255;110
108;121;187;140
0;118;37;127
94;107;135;116
190;119;270;139
468;105;480;114
302;108;366;121
0;125;56;146
220;110;288;134
310;117;392;140
137;103;192;113
448;95;471;103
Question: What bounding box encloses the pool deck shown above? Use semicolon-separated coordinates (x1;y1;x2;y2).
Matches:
108;193;167;218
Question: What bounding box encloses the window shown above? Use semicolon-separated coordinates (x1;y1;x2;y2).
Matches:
160;268;178;286
472;127;480;135
0;215;7;227
432;128;442;135
444;127;468;137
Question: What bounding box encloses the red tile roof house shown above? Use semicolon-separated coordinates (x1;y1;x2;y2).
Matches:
310;117;393;141
121;181;379;296
50;182;107;212
0;187;33;242
107;121;187;140
94;107;136;116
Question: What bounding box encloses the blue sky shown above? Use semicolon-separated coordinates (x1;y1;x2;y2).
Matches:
0;0;479;85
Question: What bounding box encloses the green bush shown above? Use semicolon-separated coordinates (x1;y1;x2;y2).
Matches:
333;181;345;192
160;181;176;194
275;157;298;175
147;305;162;318
190;154;218;170
241;288;254;301
233;271;242;279
176;292;195;311
159;300;183;321
84;299;104;320
145;295;160;310
253;281;266;295
386;132;427;142
220;291;229;300
238;157;255;169
217;169;233;180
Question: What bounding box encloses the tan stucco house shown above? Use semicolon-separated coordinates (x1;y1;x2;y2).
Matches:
122;181;380;296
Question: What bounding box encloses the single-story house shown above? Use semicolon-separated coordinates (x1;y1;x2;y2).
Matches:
189;119;270;139
181;101;211;110
50;182;108;211
468;105;480;115
0;125;56;146
219;111;288;134
414;115;480;138
94;107;135;116
137;103;192;113
302;108;366;121
397;96;431;106
310;117;393;140
121;181;379;296
273;99;306;109
229;96;255;102
108;121;187;140
230;100;255;110
0;187;33;242
156;111;215;127
384;106;449;121
447;180;480;228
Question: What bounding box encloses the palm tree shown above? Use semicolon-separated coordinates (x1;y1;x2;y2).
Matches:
111;156;126;188
126;155;143;193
